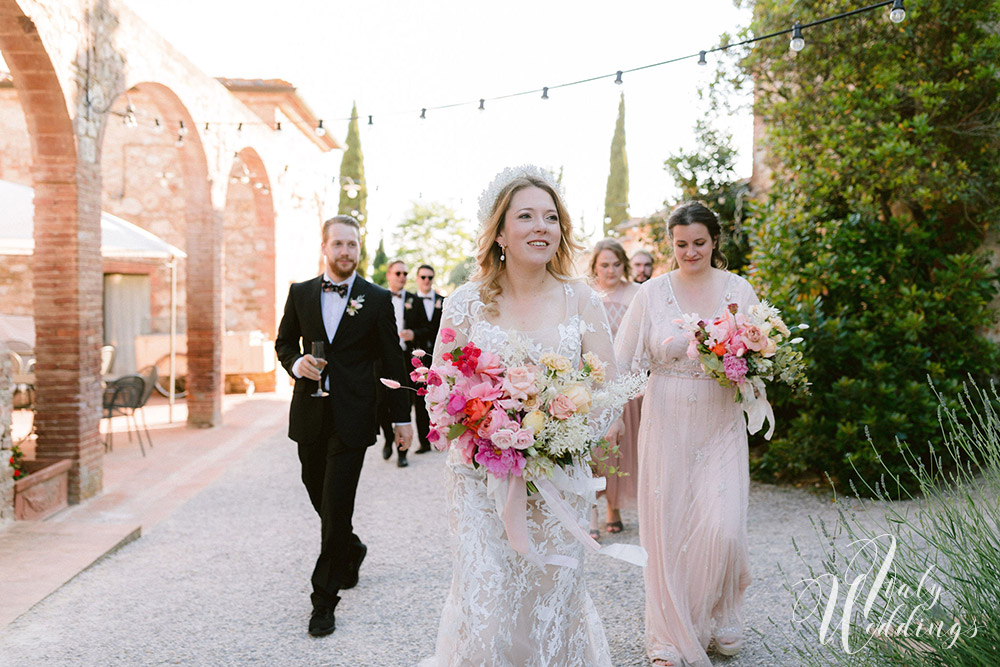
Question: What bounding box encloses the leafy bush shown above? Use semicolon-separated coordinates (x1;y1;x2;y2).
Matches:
734;0;1000;492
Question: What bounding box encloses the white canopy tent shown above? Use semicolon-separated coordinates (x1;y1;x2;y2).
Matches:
0;178;187;419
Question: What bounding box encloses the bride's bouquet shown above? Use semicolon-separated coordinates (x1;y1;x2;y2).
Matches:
384;326;647;568
676;300;809;438
406;327;642;490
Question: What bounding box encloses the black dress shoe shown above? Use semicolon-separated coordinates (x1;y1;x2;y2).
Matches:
309;607;336;637
414;445;432;454
397;451;408;467
340;543;367;590
382;440;392;460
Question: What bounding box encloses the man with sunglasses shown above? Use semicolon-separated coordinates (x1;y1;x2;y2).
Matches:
379;259;416;467
404;264;445;454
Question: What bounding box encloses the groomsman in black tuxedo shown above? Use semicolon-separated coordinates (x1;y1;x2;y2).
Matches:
405;263;445;454
275;216;412;637
379;259;416;467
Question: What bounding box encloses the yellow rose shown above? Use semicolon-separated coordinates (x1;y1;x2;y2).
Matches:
539;352;572;375
522;409;547;433
563;384;592;414
590;366;606;384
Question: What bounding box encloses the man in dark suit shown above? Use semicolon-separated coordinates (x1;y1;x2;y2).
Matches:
378;259;415;467
404;263;444;454
275;215;412;638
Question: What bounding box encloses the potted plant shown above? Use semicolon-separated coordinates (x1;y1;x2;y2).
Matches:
10;444;71;521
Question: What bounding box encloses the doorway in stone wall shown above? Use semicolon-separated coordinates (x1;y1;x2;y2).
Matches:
103;273;151;377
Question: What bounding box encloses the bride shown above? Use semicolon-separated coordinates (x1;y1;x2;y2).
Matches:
419;166;633;666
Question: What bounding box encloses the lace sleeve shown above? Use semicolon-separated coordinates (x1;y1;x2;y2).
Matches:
576;284;623;439
430;282;479;369
613;282;650;374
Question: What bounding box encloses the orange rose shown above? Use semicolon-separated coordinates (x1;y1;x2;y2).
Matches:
711;342;727;356
463;398;491;425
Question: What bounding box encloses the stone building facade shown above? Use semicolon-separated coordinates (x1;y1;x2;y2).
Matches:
0;0;346;504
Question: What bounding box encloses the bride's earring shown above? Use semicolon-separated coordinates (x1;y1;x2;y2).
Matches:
498;243;505;262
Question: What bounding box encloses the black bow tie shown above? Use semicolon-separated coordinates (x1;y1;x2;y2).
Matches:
322;280;348;297
391;291;403;298
420;295;433;300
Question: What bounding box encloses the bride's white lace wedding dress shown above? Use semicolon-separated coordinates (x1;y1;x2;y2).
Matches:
419;281;620;667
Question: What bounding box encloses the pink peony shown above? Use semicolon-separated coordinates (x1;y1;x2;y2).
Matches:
440;328;456;344
476;350;504;378
467;377;504;401
474;445;526;480
548;394;577;420
723;354;748;385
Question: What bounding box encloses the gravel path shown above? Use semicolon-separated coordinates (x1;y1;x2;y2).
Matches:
0;425;855;666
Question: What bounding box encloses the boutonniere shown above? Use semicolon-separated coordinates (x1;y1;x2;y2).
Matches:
346;294;365;316
404;300;413;310
435;299;443;309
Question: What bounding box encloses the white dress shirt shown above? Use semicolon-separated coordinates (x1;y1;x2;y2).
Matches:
417;289;436;321
391;290;405;350
291;271;355;379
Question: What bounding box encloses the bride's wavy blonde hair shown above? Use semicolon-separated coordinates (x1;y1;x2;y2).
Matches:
472;176;583;316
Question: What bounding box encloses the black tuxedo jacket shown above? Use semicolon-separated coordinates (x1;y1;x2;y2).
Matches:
403;291;445;356
275;274;410;448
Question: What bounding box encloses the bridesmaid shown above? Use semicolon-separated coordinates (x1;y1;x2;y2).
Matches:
587;238;641;539
615;202;757;666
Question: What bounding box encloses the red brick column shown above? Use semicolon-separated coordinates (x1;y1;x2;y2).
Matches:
1;2;105;502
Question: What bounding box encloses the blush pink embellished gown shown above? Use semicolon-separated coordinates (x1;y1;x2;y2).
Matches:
600;291;640;511
614;271;758;667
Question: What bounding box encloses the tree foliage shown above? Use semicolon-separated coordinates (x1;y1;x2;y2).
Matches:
604;93;629;236
370;237;388;287
656;119;752;274
735;0;1000;493
338;102;369;273
391;202;476;290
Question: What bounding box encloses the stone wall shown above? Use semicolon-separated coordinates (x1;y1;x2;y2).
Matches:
0;340;15;526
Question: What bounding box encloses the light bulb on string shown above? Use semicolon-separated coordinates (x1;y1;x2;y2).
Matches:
478;99;485;111
175;134;184;148
698;50;707;66
178;120;188;136
315;120;326;136
204;122;209;131
889;0;906;23
367;115;373;126
237;122;243;133
123;104;138;128
153;118;163;133
790;22;805;52
275;121;282;132
420;108;426;119
614;70;623;85
541;87;549;100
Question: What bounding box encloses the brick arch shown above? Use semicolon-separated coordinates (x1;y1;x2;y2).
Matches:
223;147;276;391
111;81;221;427
1;1;105;501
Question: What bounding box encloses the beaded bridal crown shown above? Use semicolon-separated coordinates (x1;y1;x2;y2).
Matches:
477;164;565;225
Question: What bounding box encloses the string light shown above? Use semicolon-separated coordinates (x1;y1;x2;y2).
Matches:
315;119;326;136
177;120;188;136
123;104;138;128
125;2;906;132
790;22;805;51
153;118;163;133
175;134;184;148
889;0;906;23
203;122;209;131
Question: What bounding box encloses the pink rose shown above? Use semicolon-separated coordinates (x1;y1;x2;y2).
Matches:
762;337;778;357
446;393;467;415
513;428;534;450
686;339;700;361
491;428;517;450
467;377;503;401
740;324;768;352
548;394;577;420
440;328;456;344
502;365;538;401
476;351;504;378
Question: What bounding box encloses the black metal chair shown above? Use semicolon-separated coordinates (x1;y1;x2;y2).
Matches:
135;364;158;451
102;375;149;456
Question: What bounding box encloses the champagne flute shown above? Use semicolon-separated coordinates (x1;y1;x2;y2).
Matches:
310;341;329;397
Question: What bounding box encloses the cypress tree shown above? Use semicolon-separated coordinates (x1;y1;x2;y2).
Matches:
338;102;369;273
603;93;629;236
371;237;388;287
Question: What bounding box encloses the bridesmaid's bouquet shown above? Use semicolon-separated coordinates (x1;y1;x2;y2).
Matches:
387;328;643;488
676;301;809;438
